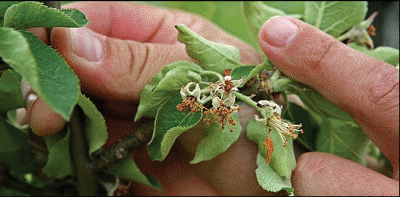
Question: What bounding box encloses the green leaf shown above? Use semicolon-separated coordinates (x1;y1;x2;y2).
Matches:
176;24;242;74
4;1;88;30
230;65;256;80
286;84;353;121
134;61;203;121
0;117;27;153
285;83;371;164
165;1;258;49
190;113;242;164
304;1;368;38
106;157;161;190
0;69;24;113
0;1;20;17
153;66;202;92
255;152;294;194
77;93;108;159
247;118;296;179
0;118;34;174
348;43;399;66
316;118;370;165
148;94;202;161
263;1;305;15
134;85;174;121
42;127;74;179
168;2;218;19
243;1;285;42
0;187;29;196
283;102;320;151
0;28;80;121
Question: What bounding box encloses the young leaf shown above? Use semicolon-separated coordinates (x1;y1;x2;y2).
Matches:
106;157;161;190
243;1;285;41
148;94;202;161
348;43;399;66
304;1;368;38
42;127;74;179
263;1;305;15
77;93;108;159
176;24;242;74
134;85;175;121
230;65;256;80
0;28;80;121
153;66;202;92
316;118;370;165
255;152;294;194
0;69;24;113
246;118;296;179
135;61;203;121
0;1;20;17
190;113;242;164
4;1;88;30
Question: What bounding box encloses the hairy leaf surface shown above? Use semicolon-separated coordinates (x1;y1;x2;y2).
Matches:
106;157;161;190
316;118;369;164
255;152;294;194
0;29;80;121
4;1;88;30
0;1;20;17
0;70;24;113
176;24;242;74
243;1;285;42
247;118;296;178
190;113;242;164
304;1;368;38
348;43;399;66
135;61;203;121
148;95;202;161
286;84;370;164
263;1;305;15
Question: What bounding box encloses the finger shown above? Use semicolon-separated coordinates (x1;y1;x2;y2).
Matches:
21;79;65;136
292;152;399;196
51;1;260;101
258;16;399;174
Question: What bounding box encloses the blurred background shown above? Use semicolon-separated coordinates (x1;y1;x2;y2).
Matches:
142;1;399;50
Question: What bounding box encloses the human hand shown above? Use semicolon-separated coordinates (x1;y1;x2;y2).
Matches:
258;16;399;195
21;2;399;196
23;1;270;196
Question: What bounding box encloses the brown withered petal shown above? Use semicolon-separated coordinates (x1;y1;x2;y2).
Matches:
263;129;274;164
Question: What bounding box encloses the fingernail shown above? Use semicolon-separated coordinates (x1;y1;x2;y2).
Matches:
69;27;104;61
262;16;299;47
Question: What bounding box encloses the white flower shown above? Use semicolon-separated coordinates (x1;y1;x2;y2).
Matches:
180;82;201;101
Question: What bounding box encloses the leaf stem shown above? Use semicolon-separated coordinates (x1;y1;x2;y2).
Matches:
200;70;224;81
233;91;262;111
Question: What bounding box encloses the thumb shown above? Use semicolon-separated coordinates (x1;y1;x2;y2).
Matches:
50;27;191;101
258;16;399;174
292;152;399;196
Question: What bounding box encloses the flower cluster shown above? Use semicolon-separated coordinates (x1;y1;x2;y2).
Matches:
177;75;245;132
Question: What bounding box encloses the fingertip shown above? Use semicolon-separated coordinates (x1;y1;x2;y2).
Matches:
292;152;399;196
28;97;66;137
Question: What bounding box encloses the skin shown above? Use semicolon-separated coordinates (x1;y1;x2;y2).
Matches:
23;1;399;196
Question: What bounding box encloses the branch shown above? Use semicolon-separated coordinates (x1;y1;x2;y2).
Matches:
89;121;154;172
69;107;98;195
